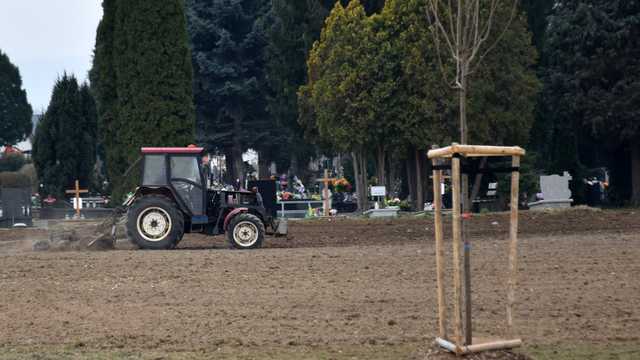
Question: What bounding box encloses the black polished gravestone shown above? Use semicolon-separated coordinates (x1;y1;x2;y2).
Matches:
0;187;33;228
248;180;277;218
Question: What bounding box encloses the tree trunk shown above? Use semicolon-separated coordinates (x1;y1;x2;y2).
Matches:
632;143;640;205
232;141;244;189
352;150;368;212
230;108;245;188
415;148;424;211
469;157;488;207
376;144;386;187
387;152;397;198
359;149;369;211
352;151;362;211
406;153;416;209
290;152;299;175
459;67;468;145
224;149;234;185
258;151;270;179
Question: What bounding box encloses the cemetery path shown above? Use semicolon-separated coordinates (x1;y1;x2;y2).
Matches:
0;209;639;359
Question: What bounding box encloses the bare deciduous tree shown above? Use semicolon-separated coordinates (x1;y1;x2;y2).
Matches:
426;1;519;346
426;0;518;144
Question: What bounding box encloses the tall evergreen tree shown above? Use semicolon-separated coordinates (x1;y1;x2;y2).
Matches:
91;0;196;199
186;0;270;185
90;0;119;192
79;83;98;187
0;50;33;146
521;0;555;53
33;75;97;196
539;1;640;204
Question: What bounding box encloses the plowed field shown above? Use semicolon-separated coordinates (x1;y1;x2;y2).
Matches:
0;208;639;359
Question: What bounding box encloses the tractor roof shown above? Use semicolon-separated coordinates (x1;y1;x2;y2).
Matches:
141;147;204;154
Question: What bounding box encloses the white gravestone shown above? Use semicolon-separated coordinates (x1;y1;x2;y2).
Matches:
528;171;573;210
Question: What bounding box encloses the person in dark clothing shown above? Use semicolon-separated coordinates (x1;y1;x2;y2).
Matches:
252;187;263;207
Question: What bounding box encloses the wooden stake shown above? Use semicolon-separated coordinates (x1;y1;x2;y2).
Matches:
506;156;521;335
462;173;472;345
450;155;463;347
431;158;447;339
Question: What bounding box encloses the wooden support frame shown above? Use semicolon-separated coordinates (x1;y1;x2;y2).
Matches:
428;144;524;356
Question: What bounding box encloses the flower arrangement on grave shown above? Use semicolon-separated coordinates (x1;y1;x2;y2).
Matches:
278;191;294;201
387;198;402;207
332;178;352;193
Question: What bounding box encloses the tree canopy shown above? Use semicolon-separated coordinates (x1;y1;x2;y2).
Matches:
0;50;33;146
186;0;271;183
538;0;640;203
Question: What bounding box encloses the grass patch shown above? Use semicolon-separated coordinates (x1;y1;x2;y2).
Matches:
521;343;640;360
0;344;423;360
3;342;639;359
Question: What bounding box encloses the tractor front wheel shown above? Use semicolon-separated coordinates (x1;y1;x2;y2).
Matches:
227;213;265;249
126;195;184;250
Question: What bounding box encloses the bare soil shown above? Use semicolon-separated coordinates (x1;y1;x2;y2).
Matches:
0;208;639;359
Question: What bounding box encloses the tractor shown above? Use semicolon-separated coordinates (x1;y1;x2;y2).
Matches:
122;147;285;250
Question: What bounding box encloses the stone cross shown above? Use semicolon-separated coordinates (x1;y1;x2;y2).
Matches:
65;180;88;218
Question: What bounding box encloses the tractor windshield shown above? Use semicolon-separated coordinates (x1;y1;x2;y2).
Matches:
170;156;200;183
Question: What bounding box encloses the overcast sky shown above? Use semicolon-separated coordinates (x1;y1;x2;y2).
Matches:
0;1;103;113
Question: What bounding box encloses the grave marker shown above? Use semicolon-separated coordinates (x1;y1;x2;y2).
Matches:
65;180;88;218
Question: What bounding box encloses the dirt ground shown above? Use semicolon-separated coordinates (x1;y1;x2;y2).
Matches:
0;208;639;359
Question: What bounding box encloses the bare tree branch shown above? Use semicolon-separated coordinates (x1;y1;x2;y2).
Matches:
425;0;519;142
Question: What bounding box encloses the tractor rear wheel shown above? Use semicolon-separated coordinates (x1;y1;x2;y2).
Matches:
126;195;184;250
227;213;265;249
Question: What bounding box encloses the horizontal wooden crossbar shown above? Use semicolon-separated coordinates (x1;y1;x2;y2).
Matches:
436;337;523;355
431;164;520;174
428;144;525;159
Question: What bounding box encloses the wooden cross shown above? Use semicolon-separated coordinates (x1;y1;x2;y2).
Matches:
65;180;88;218
316;169;338;217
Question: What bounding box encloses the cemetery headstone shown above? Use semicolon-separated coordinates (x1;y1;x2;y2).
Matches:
0;187;32;228
528;171;573;210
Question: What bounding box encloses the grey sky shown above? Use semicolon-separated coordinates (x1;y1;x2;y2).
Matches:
0;1;103;113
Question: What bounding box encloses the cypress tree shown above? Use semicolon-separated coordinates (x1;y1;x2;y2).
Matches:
79;83;98;187
90;0;119;193
0;50;33;146
33;75;97;196
92;0;196;199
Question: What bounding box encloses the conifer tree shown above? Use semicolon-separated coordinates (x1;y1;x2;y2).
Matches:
0;50;33;146
540;0;640;204
186;0;270;184
90;0;119;191
92;0;196;199
33;75;97;196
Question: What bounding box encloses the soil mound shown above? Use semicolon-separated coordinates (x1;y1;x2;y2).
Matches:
33;216;128;251
425;347;532;359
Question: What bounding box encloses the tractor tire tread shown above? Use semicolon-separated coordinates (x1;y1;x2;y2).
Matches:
227;213;265;249
125;194;184;250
